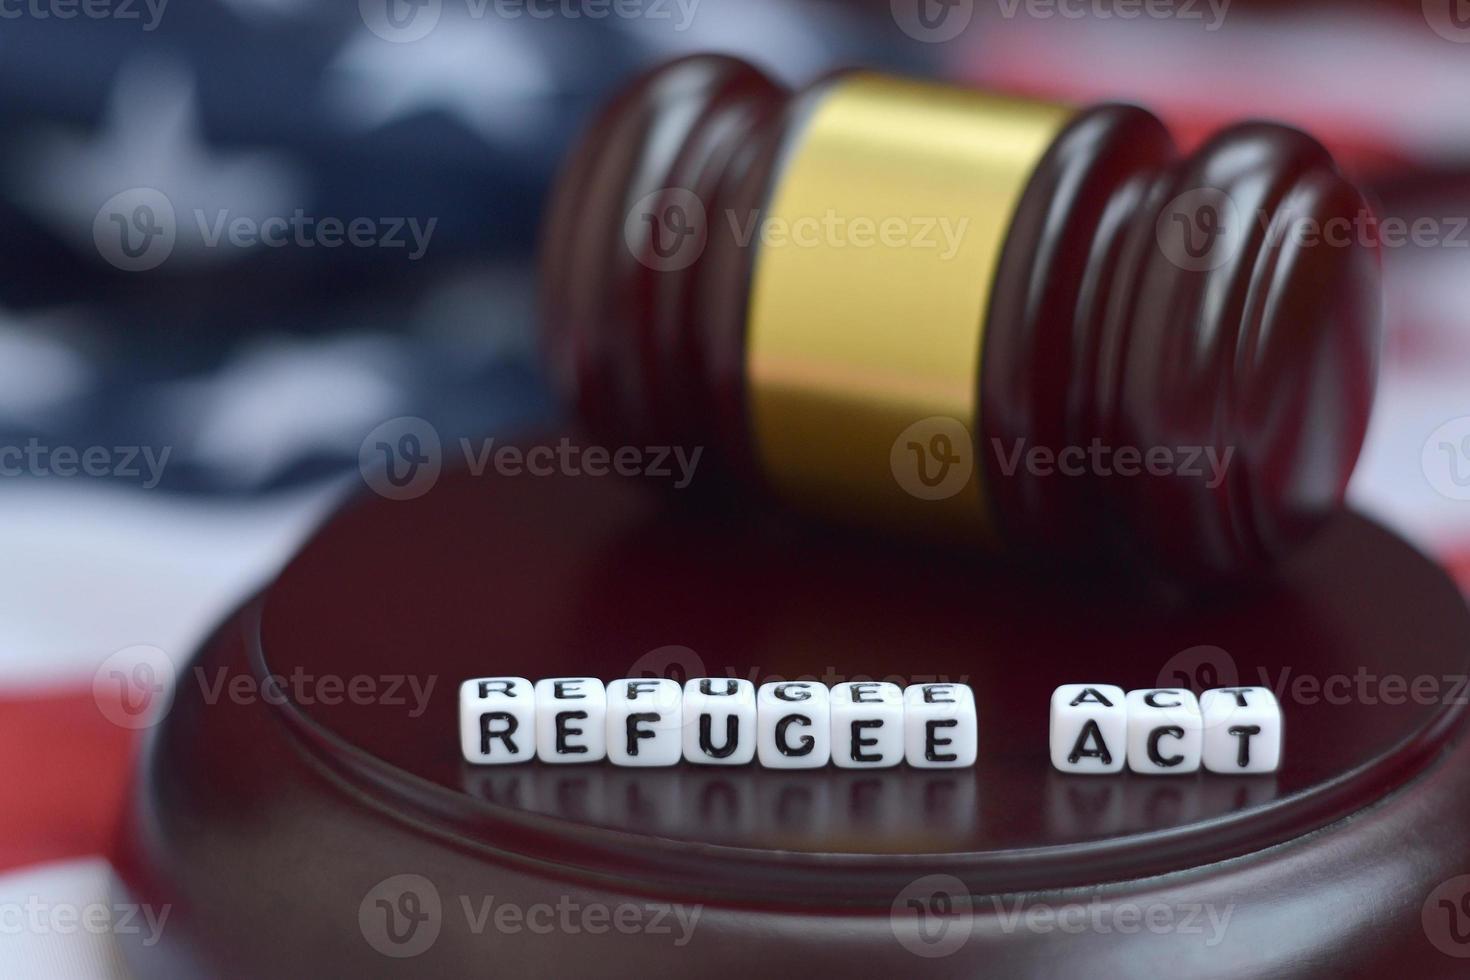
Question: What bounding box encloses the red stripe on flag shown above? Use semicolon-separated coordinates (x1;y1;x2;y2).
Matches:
0;690;137;873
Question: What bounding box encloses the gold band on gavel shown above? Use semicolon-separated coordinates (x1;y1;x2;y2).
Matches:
745;74;1073;540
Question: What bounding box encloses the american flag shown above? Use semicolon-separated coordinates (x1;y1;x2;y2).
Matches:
2;1;1469;975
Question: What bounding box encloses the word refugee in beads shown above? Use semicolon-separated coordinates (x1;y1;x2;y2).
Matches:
459;677;978;769
1050;685;1283;775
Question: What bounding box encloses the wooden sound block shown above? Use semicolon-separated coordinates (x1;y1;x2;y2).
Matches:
113;435;1470;977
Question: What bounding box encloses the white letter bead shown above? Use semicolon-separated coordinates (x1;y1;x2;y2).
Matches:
606;678;683;767
903;683;978;768
1201;687;1283;774
1125;689;1203;775
534;678;607;764
460;677;536;765
682;678;757;765
830;682;904;769
756;682;832;769
1050;684;1127;774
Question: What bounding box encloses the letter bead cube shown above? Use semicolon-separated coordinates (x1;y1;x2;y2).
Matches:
606;678;683;767
756;682;832;769
903;683;978;768
682;678;757;765
1201;687;1283;774
1125;689;1202;775
534;678;607;764
1050;684;1127;774
830;682;904;769
460;677;536;765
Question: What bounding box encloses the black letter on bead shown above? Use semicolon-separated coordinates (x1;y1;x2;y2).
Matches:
850;719;883;762
1228;725;1262;767
479;711;519;755
478;680;516;698
1144;690;1182;709
626;681;660;700
1067;719;1113;765
775;714;814;756
922;685;955;704
1070;688;1113;707
626;712;660;755
850;684;881;704
553;681;586;699
774;684;812;702
699;714;739;758
700;679;738;696
554;710;589;755
925;719;958;762
1146;725;1185;767
1215;688;1254;707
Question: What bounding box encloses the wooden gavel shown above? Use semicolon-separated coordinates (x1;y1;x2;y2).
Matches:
540;54;1380;579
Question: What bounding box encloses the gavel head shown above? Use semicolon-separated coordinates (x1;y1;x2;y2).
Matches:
540;54;1381;582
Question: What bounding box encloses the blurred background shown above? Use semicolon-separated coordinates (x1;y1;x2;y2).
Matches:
0;0;1467;974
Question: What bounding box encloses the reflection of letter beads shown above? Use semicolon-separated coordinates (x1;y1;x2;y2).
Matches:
1050;685;1282;775
461;677;977;768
